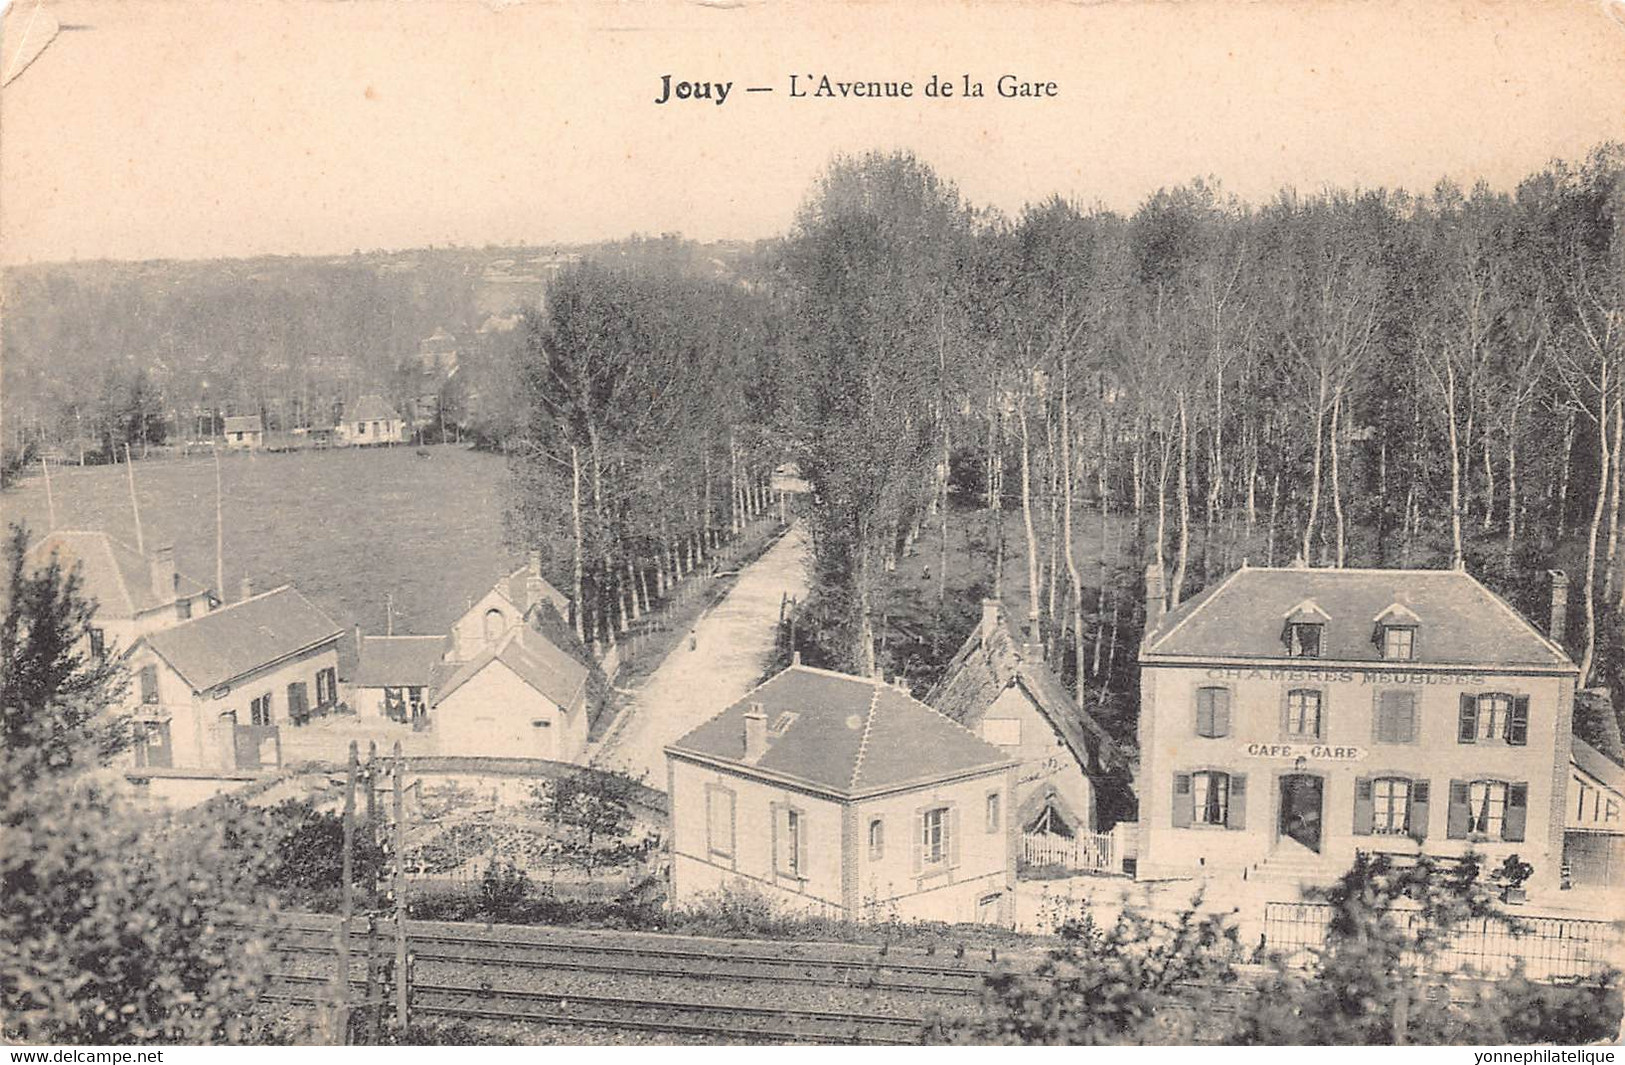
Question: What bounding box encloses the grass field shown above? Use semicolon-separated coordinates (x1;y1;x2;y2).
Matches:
2;444;515;650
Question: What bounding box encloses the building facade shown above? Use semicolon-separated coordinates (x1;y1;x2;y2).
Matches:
1564;737;1624;889
26;532;217;658
1137;565;1576;888
667;663;1019;925
930;599;1126;836
431;625;590;763
121;585;342;773
222;415;263;450
351;632;447;724
337;395;406;446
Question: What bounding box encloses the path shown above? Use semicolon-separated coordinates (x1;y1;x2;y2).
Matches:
593;523;811;789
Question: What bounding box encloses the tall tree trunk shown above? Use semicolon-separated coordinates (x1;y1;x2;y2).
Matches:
1556;409;1577;547
1329;389;1347;568
571;444;587;645
1444;363;1465;569
1580;371;1612;687
1504;402;1521;578
1060;351;1085;689
1300;371;1328;565
1171;392;1191;606
1602;389;1623;604
1018;399;1041;646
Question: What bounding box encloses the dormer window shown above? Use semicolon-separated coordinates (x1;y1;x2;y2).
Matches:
1373;603;1421;662
1286;622;1322;658
1282;599;1329;659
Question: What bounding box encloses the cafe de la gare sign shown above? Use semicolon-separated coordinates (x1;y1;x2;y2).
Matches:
1244;742;1368;762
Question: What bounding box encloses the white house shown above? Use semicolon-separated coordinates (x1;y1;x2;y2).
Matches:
26;531;217;660
121;585;342;773
352;632;447;724
1137;564;1577;888
430;624;590;763
930;598;1127;839
666;662;1019;926
337;395;406;446
450;552;571;663
222;415;264;450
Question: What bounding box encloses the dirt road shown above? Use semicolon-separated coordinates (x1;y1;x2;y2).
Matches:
593;523;811;789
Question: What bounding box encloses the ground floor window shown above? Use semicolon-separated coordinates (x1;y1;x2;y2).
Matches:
1372;777;1411;835
706;785;735;859
250;692;272;727
1193;771;1230;826
1468;780;1508;837
923;806;947;864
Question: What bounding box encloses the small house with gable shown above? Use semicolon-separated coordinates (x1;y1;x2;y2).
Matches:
121;585;342;773
337;395;406;446
666;662;1018;925
222;415;264;450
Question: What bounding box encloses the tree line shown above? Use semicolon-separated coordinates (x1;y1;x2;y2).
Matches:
513;145;1625;742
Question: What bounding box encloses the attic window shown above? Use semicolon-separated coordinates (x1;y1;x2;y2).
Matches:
770;711;799;735
1284;622;1322;659
1381;626;1416;662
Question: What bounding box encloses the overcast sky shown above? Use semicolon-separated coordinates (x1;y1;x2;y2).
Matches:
2;0;1624;264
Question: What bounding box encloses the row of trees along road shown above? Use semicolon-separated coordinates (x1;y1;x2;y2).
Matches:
512;146;1625;752
506;263;788;651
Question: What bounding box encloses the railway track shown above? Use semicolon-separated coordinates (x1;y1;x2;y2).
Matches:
250;915;1006;1043
266;973;935;1044
263;920;991;997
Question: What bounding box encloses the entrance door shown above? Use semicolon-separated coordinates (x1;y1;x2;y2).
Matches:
1278;774;1324;853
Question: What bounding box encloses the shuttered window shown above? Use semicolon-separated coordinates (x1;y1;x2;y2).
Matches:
705;785;736;859
1448;779;1526;841
1193;771;1230;825
1458;693;1530;745
1372;777;1410;835
1374;691;1416;743
923;807;947;864
1286;689;1322;739
1195;687;1232;738
139;665;160;705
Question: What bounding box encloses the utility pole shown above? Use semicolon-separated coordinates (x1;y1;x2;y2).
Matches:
335;741;358;1044
392;741;410;1033
124;443;145;555
214;446;225;599
40;457;55;530
364;742;382;1046
386;593;394;637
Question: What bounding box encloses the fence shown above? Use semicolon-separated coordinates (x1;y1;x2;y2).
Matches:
1022;830;1117;874
1262;900;1621;982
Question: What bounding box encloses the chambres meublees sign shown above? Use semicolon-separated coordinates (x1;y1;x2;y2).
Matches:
1202;667;1490;687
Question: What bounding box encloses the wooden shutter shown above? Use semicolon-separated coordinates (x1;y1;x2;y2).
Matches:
1353;777;1375;835
1227;773;1247;831
1446;780;1471;839
1397;693;1416;744
1507;696;1530;746
949;805;962;867
1172;773;1193;828
795;809;809;878
1458;694;1478;743
1196;689;1214;737
1213;690;1231;737
770;801;783;875
1409;780;1430;841
140;665;159;704
1503;783;1528;842
912;806;924;873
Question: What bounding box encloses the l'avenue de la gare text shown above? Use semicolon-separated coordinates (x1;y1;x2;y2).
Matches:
653;73;1058;106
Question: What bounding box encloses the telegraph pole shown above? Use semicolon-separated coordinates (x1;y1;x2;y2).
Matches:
335;741;358;1043
40;457;55;530
392;741;410;1032
124;443;145;554
364;742;382;1045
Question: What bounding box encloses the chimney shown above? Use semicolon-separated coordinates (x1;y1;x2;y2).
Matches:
528;549;542;577
1548;570;1569;646
150;544;176;602
743;702;768;760
239;576;255;602
355;624;365;661
1145;563;1167;630
792;650;802;666
980;598;1001;637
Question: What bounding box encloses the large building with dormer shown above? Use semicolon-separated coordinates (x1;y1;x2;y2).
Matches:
1136;564;1577;888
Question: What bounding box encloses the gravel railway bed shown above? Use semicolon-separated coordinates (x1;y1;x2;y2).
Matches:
264;923;991;997
266;973;936;1045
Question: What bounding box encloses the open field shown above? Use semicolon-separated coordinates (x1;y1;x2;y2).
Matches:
2;444;514;657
